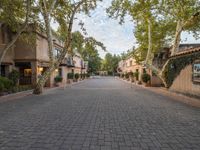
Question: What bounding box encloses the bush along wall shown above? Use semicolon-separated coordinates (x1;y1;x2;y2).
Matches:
162;51;200;88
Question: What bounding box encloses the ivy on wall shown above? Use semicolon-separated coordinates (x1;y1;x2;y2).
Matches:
162;51;200;88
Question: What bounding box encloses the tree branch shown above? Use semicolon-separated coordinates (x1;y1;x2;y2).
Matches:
0;0;31;74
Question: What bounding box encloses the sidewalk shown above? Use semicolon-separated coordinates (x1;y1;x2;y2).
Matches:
0;79;88;103
119;78;200;108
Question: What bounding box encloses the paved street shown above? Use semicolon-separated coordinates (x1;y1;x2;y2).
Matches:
0;77;200;150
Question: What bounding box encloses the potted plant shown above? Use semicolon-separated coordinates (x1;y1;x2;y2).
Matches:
142;73;151;87
67;72;74;84
128;72;134;82
125;73;129;80
121;74;124;78
86;73;90;78
134;72;139;84
54;76;63;86
74;73;79;82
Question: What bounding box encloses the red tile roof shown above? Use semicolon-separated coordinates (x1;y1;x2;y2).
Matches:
170;46;200;58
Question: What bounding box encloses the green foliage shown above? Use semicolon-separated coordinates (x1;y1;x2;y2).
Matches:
66;31;106;74
108;0;200;65
0;0;29;30
74;73;80;80
134;72;139;81
86;73;90;78
121;74;125;78
0;76;13;91
101;53;121;73
8;70;20;86
0;82;4;92
11;85;33;93
54;76;63;83
142;73;151;83
125;73;129;79
128;71;134;78
163;52;200;88
67;73;74;79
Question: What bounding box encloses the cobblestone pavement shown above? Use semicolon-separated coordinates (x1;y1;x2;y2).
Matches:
0;77;200;150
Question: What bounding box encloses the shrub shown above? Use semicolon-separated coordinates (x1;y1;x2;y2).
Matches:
54;76;63;83
86;73;90;78
0;76;13;91
125;73;129;79
67;73;74;79
8;70;20;86
134;72;139;81
75;73;79;80
11;85;33;93
142;73;151;83
121;74;125;78
128;72;134;78
0;82;4;92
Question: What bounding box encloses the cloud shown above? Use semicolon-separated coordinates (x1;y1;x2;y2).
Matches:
53;0;200;58
73;0;136;58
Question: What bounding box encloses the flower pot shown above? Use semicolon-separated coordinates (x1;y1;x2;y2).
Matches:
55;82;62;87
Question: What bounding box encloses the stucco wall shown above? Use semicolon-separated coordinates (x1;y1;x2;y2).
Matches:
170;64;200;97
15;37;36;60
73;56;82;68
0;27;14;63
36;35;49;61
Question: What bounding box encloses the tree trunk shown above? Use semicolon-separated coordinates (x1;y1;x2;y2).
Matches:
145;19;153;65
33;1;82;94
170;20;183;56
33;65;56;94
144;19;168;88
0;0;31;75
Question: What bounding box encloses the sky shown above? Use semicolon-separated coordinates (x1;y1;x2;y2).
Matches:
72;0;135;58
53;0;200;58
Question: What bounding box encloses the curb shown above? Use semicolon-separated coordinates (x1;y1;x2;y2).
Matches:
0;79;89;103
0;90;33;103
118;78;200;108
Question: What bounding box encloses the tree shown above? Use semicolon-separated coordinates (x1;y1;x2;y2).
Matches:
101;53;121;75
107;0;200;87
33;0;99;94
33;0;103;94
0;0;32;75
161;0;200;56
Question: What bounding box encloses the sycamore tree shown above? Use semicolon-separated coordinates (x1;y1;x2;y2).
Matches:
0;0;32;75
107;0;200;87
83;37;106;74
101;53;121;74
33;0;102;94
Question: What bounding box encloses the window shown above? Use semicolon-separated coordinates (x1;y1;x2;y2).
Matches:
53;48;60;58
193;62;200;83
24;69;32;77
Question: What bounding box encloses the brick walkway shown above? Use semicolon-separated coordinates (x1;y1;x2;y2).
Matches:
0;77;200;150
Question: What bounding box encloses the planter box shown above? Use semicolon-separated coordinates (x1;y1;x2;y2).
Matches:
67;79;73;84
55;82;62;87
